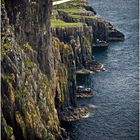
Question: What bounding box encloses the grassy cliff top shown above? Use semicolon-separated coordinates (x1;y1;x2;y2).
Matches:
51;19;83;27
51;0;97;28
59;7;87;13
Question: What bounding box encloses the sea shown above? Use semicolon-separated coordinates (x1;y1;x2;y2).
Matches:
62;0;139;139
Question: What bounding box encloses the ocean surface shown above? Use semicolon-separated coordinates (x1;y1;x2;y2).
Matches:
62;0;139;140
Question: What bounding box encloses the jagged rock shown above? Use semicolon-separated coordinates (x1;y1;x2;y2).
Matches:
60;106;90;122
77;92;94;98
84;5;97;14
51;24;97;70
108;29;125;41
57;7;124;44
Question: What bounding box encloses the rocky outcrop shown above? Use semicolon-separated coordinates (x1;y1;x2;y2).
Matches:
51;25;95;69
56;5;124;45
52;37;77;112
108;29;125;41
61;106;89;122
51;0;124;72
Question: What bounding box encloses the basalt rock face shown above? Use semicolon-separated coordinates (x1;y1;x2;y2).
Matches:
51;25;95;69
1;0;73;139
58;11;124;43
51;0;124;72
108;29;125;41
52;37;77;114
57;4;124;44
4;0;53;79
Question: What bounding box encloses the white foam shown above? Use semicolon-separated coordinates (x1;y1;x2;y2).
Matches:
96;70;101;72
89;71;94;74
100;64;104;69
88;104;96;108
82;113;90;118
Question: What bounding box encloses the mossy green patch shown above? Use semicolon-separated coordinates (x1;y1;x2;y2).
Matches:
6;125;13;133
17;42;34;53
60;8;86;13
83;37;91;46
70;14;81;19
51;19;83;27
5;125;15;139
69;14;97;20
1;43;12;56
15;91;29;98
24;59;36;69
23;42;33;51
1;73;15;82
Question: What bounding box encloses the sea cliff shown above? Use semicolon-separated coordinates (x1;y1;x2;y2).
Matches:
1;0;124;139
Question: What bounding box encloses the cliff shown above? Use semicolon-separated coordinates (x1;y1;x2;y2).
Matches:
2;0;79;139
1;0;125;140
52;0;124;45
51;0;124;71
1;0;63;139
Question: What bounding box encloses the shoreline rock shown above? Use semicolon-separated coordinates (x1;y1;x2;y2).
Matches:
76;63;106;74
76;68;94;74
76;85;95;98
77;92;94;98
92;41;109;48
60;106;90;122
89;64;106;72
108;29;125;41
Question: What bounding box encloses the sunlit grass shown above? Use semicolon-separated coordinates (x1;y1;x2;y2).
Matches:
51;19;83;27
60;8;86;13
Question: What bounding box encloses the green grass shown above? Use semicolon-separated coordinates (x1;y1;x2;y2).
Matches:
1;73;15;81
59;8;86;13
51;19;83;27
70;14;81;19
71;14;96;19
24;58;36;69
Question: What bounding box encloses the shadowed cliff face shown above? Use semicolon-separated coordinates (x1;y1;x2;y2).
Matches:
1;0;77;139
52;37;77;111
1;0;61;139
51;25;94;69
4;0;53;79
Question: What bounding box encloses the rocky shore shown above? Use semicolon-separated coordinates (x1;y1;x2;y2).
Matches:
60;106;90;122
76;85;95;98
60;103;96;122
77;92;94;98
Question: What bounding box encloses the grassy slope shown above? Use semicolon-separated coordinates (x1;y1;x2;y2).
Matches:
51;19;83;27
51;0;95;27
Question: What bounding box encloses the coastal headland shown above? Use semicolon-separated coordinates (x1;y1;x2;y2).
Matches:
1;0;124;139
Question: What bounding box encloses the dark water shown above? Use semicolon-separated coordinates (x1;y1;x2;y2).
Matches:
63;0;139;140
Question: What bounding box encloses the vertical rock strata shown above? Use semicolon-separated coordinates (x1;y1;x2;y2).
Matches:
1;0;61;139
51;25;94;69
1;0;125;139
